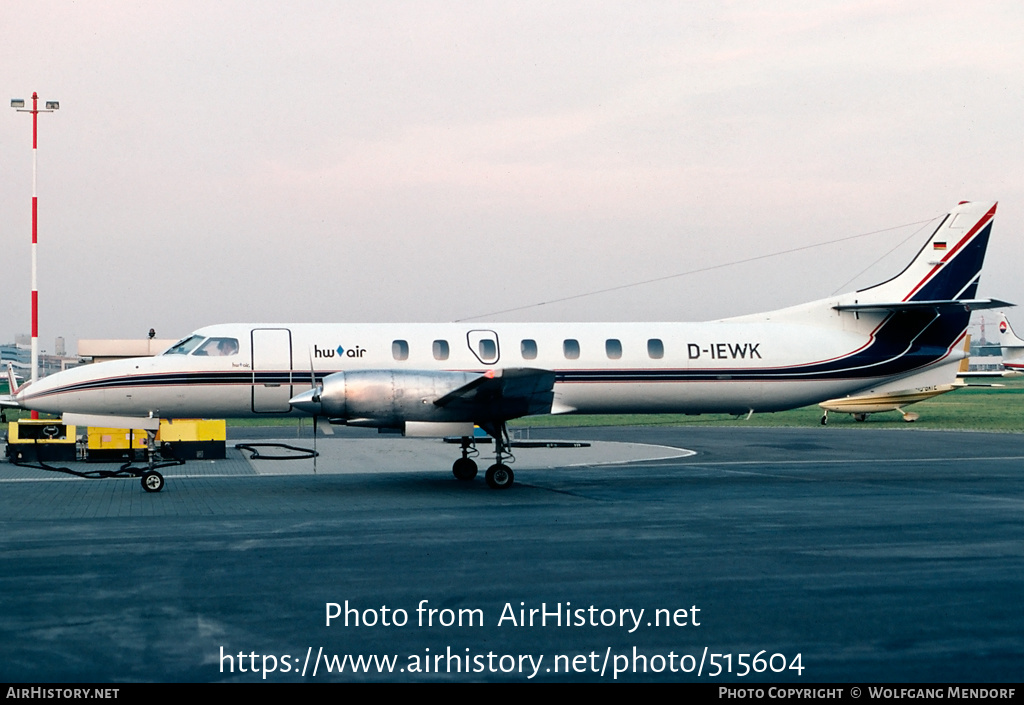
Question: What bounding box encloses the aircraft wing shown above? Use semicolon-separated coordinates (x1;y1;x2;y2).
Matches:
433;367;557;420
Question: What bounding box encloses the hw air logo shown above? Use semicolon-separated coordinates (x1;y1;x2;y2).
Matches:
314;345;366;358
1000;321;1008;335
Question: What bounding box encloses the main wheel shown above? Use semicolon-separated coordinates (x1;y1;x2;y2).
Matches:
141;471;165;493
452;457;478;481
485;463;514;490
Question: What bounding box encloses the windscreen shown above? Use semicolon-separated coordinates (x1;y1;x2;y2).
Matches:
162;335;205;355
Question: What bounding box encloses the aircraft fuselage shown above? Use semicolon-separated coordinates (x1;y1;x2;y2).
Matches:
17;314;962;422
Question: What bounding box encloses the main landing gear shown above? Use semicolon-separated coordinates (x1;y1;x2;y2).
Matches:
450;422;515;490
452;436;478;480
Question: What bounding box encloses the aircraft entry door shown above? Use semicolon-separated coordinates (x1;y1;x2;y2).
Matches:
251;328;293;413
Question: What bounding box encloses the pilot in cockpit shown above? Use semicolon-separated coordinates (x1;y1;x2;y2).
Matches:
194;337;239;356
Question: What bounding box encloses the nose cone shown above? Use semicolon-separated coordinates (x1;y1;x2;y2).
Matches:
14;379;45;409
289;388;322;415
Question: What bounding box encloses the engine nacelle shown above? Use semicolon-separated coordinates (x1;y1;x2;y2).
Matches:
313;369;482;427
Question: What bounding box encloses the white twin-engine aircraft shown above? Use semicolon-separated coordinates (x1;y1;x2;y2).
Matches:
12;201;1009;489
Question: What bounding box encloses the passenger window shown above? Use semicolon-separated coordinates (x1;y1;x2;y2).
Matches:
521;339;538;360
393;340;409;361
432;340;449;361
193;337;239;356
564;339;580;360
606;339;622;360
647;338;664;359
478;339;497;360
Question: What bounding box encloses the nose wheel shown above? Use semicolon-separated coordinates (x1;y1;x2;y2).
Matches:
124;429;181;492
141;470;165;493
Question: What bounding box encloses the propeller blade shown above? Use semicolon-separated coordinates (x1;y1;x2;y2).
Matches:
308;350;319;473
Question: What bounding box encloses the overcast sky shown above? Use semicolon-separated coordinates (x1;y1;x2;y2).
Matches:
2;1;1022;353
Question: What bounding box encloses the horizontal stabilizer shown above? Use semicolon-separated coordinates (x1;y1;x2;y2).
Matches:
833;298;1013;313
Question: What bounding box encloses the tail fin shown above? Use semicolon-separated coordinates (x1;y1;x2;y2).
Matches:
856;201;997;304
998;313;1024;372
826;202;1009;380
2;364;25;411
998;313;1024;348
6;363;23;395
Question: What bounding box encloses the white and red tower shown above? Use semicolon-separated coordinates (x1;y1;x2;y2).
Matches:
11;92;59;416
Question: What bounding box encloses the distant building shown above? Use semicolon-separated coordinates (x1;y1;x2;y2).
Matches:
966;359;1006;374
3;333;178;378
0;341;30;372
77;338;177;363
2;336;84;378
970;338;1002;357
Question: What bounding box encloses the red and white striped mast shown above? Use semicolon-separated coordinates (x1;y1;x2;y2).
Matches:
11;93;59;416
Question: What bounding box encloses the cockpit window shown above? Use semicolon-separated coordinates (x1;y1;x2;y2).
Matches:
194;337;240;357
163;335;205;355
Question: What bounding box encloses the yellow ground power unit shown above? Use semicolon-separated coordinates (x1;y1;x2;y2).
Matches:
82;419;227;461
157;419;227;460
5;420;78;463
85;427;150;462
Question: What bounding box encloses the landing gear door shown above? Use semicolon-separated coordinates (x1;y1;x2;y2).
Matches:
467;330;500;365
251;328;293;413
